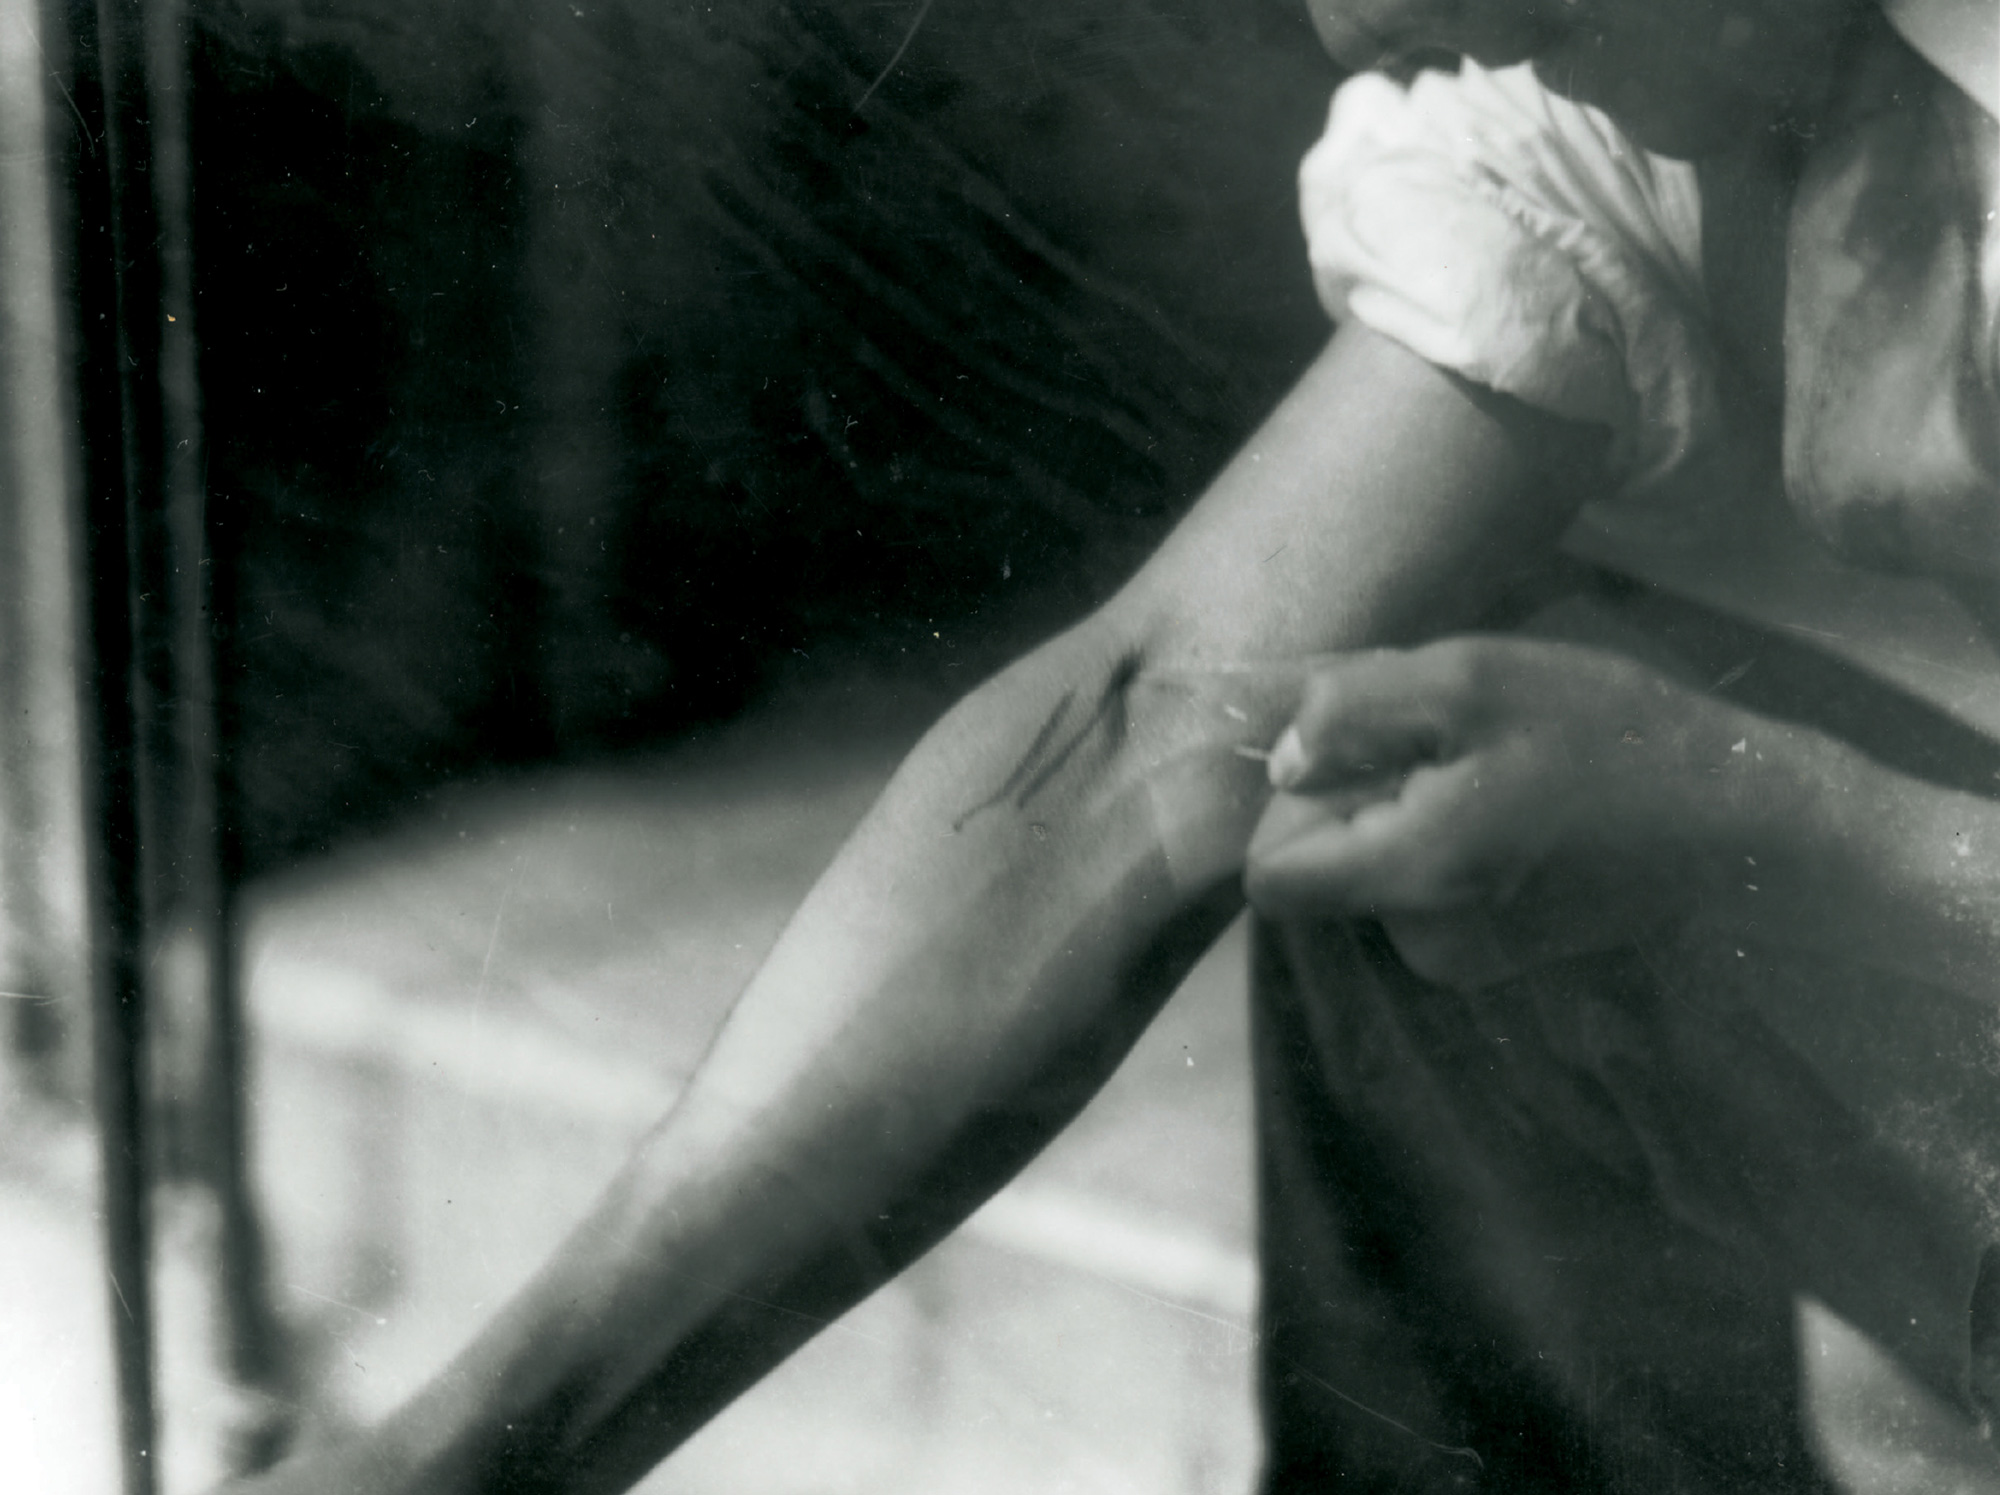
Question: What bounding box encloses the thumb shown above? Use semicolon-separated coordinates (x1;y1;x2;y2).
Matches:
1268;647;1479;792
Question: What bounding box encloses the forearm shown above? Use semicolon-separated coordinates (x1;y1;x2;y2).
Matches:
257;326;1604;1495
379;627;1293;1492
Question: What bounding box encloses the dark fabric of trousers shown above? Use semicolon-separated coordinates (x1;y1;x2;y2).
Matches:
1253;921;1841;1494
1250;585;2000;1493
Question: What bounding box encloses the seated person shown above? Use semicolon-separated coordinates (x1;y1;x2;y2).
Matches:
231;0;2000;1488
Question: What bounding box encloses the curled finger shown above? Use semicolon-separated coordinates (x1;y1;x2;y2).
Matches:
1268;642;1491;793
1246;755;1512;917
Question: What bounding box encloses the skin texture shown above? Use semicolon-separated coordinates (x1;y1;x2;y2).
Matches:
225;7;2000;1490
224;326;1605;1495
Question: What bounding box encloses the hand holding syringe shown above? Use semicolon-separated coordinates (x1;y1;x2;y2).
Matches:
1147;637;1762;988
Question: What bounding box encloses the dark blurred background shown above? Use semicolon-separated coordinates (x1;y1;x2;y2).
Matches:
2;8;1347;1486
188;0;1342;876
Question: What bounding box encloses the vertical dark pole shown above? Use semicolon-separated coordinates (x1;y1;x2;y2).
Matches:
143;0;290;1455
64;0;286;1476
65;0;165;1487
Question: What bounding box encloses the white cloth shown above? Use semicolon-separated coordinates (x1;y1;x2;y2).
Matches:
1298;50;2000;738
1299;63;1712;496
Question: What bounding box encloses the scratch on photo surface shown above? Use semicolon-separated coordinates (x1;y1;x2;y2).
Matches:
1769;617;1996;683
289;1281;389;1325
20;19;92;151
1713;657;1756;690
475;852;527;1010
106;1268;133;1323
1288;1361;1484;1470
853;0;937;115
1087;1271;1253;1343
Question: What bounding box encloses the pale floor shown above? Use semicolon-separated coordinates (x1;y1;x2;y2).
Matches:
2;676;1261;1493
9;677;1986;1493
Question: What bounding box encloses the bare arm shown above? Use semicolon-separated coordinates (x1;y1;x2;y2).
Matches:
239;324;1606;1494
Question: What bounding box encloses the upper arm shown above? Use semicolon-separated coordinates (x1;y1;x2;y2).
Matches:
1101;320;1609;668
892;319;1613;915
